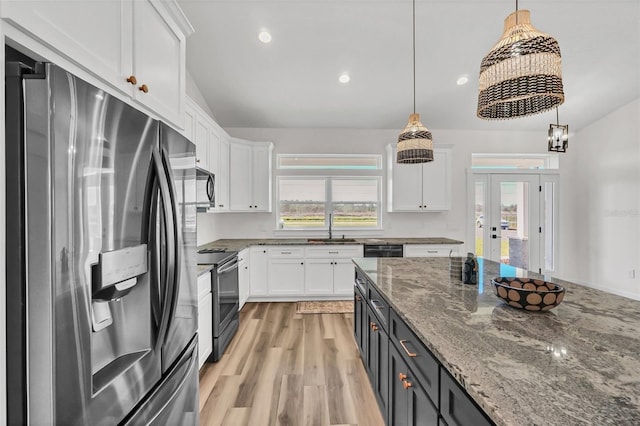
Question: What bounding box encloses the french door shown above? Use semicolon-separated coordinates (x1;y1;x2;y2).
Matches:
470;172;559;274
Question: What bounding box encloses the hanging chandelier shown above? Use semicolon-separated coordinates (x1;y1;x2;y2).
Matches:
548;107;568;152
396;0;433;164
477;1;564;120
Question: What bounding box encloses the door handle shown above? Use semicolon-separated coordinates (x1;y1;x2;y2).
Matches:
492;235;498;239
146;149;176;349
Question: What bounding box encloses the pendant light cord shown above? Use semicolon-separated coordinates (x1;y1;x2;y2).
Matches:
515;0;519;25
412;0;416;114
556;106;560;125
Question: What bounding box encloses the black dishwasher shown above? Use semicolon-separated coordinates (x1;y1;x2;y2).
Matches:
363;244;404;257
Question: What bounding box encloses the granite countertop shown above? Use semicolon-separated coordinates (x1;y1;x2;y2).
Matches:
197;264;214;276
353;257;640;426
198;237;463;252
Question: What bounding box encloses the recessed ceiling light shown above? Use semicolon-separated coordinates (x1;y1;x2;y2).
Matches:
258;31;272;44
456;75;469;86
339;73;350;84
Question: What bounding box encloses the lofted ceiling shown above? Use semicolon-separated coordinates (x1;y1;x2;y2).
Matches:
179;0;640;132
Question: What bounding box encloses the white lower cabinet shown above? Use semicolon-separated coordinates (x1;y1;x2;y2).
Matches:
238;249;250;310
197;273;212;369
403;244;460;257
249;246;268;296
304;259;335;295
333;258;357;295
246;245;363;300
267;247;305;296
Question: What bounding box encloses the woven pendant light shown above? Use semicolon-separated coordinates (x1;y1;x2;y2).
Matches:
396;0;433;164
477;3;564;120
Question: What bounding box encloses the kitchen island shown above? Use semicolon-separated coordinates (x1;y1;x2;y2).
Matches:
353;257;640;425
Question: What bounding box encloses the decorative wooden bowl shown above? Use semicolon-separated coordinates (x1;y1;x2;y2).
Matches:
491;277;565;312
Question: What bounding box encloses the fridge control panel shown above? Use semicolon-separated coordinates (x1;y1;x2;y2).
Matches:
92;244;147;301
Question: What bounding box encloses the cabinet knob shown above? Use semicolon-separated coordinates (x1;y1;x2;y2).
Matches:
370;322;378;331
196;159;200;163
139;84;149;93
300;262;304;265
218;204;224;207
398;372;407;381
402;380;412;390
355;295;361;301
126;75;137;85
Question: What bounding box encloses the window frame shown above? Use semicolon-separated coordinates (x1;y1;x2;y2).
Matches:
276;175;383;231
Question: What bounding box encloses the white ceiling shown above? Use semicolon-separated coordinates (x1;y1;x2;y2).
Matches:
179;0;640;132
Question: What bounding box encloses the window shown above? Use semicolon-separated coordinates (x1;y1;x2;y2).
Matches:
471;154;559;169
278;154;382;170
277;177;381;230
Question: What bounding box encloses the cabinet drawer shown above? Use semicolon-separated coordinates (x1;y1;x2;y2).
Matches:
404;244;458;257
440;369;492;426
305;245;363;258
389;310;439;406
267;246;305;258
367;285;389;332
355;269;368;295
197;272;211;300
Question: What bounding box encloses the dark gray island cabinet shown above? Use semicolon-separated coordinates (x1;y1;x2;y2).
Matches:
355;268;492;426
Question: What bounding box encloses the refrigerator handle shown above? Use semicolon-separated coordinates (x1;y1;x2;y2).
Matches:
142;152;164;329
159;147;182;342
151;149;177;348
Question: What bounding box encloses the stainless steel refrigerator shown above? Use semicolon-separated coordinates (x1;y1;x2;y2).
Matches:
6;59;199;425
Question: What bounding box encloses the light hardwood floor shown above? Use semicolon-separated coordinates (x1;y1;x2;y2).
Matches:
198;302;385;426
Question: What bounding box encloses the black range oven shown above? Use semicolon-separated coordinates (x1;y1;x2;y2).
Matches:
197;249;239;361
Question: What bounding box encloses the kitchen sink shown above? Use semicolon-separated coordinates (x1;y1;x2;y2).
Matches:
307;238;358;244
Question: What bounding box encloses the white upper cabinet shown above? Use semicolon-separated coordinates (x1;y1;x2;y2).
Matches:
129;1;186;126
229;140;273;212
2;0;193;127
217;137;230;210
387;146;452;212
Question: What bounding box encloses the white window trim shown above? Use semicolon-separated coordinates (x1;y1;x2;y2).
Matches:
275;175;383;232
277;153;383;170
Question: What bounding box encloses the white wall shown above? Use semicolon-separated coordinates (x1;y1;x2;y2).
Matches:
197;127;552;250
559;98;640;299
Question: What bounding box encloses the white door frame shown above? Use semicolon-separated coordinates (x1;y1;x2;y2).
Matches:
466;169;560;274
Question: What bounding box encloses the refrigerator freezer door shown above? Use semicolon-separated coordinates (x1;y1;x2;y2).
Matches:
122;335;199;426
159;123;198;373
17;63;162;425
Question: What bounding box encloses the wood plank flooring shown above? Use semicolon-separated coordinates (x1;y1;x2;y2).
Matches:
199;302;385;426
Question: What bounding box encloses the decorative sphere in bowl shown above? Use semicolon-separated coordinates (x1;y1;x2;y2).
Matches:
491;277;565;312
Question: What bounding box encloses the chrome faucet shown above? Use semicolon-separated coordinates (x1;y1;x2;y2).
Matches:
328;212;333;240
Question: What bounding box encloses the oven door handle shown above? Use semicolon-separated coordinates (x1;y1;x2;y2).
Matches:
217;258;239;274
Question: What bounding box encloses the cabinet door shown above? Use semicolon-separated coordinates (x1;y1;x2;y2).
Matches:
333;258;356;296
197;292;213;368
408;380;439;426
367;307;389;414
1;1;126;93
249;247;268;296
131;0;185;126
354;287;367;360
217;137;230;210
193;114;210;171
268;259;305;295
238;250;250;310
251;144;272;211
229;142;253;211
183;101;196;141
391;162;423;211
421;149;451;211
389;343;410;426
304;259;334;295
209;128;221;178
